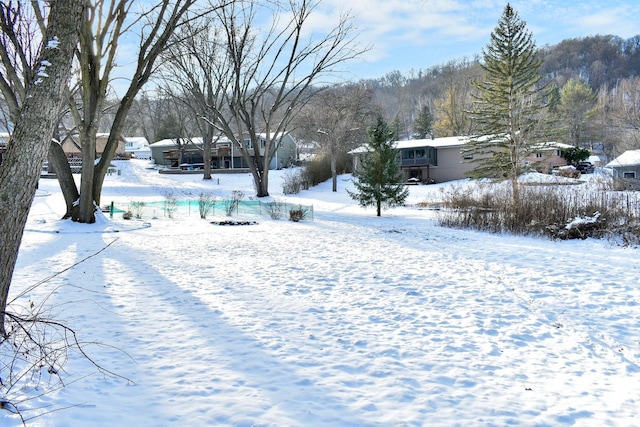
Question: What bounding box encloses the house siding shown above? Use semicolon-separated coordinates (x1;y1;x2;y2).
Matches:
353;136;569;184
149;133;296;170
407;146;476;183
525;145;570;172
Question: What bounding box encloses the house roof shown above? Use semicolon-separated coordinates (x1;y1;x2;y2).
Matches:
605;150;640;168
350;135;568;156
149;137;205;148
150;132;291;149
530;141;574;151
349;136;470;154
396;136;471;149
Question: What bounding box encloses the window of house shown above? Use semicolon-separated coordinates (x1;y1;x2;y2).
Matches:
415;149;426;158
623;171;636;179
244;139;253;148
535;153;543;158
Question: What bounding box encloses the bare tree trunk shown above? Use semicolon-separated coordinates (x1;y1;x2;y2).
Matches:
203;135;212;179
202;121;214;180
66;1;199;221
76;130;98;222
331;143;338;192
49;141;79;218
0;0;84;335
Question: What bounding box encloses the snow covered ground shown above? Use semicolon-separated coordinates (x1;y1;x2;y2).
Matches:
3;159;640;426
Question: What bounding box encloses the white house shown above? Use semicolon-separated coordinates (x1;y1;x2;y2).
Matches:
125;137;151;159
604;150;640;179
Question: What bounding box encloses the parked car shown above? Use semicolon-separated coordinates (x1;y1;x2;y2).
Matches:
575;162;594;174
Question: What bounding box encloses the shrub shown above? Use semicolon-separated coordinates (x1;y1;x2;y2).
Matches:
303;157;331;187
224;190;244;216
128;201;145;219
282;169;306;195
557;168;580;179
198;191;216;219
266;200;285;219
289;205;308;222
163;190;178;218
438;181;640;243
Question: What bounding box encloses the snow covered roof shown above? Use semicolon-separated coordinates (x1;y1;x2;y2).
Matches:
396;136;471;149
149;137;205;148
349;136;471;155
605;150;640;168
350;135;562;154
530;141;573;151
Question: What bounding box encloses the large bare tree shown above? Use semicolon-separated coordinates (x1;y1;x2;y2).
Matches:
0;0;84;335
598;77;640;155
159;19;225;179
196;0;365;197
297;83;374;191
55;0;216;223
433;60;480;137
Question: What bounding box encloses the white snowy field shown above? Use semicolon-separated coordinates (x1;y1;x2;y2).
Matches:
2;159;640;426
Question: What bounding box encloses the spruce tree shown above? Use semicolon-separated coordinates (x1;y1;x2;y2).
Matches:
413;105;434;139
467;3;551;203
348;116;409;217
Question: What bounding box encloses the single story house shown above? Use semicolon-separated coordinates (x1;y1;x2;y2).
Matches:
125;137;151;159
149;132;297;170
604;150;640;179
60;132;127;158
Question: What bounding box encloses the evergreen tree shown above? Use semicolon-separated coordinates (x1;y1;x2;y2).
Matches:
390;114;403;141
413;104;434;139
348;116;409;217
466;3;551;204
560;146;591;165
558;78;597;147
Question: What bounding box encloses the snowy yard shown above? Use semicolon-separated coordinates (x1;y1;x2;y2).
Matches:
3;159;640;426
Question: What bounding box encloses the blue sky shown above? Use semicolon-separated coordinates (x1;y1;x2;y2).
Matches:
319;0;640;81
112;1;639;96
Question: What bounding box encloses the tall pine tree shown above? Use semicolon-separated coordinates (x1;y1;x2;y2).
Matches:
466;3;551;204
413;104;434;139
348;116;409;217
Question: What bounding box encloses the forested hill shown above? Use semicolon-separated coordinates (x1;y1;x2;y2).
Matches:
364;34;640;92
540;34;640;90
358;34;639;140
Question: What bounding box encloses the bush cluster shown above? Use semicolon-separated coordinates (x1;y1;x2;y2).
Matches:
437;181;640;244
282;169;307;195
289;206;309;222
557;168;581;179
303;153;352;187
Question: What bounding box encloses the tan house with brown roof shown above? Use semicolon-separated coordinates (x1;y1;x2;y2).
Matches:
60;133;127;158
